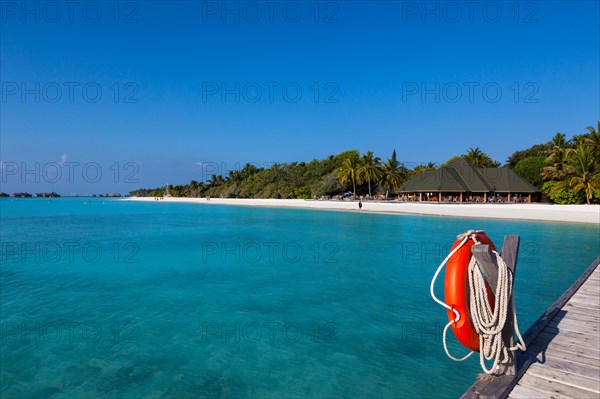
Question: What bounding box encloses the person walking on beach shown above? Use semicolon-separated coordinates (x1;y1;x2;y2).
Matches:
358;200;363;211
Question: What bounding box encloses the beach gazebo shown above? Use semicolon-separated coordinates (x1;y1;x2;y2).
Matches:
399;158;540;203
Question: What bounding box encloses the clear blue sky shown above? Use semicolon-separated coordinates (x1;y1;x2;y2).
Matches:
1;1;598;195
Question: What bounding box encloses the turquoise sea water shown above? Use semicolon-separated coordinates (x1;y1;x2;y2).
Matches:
1;198;599;398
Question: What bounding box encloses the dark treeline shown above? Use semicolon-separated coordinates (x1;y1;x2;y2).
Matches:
132;150;367;200
130;149;412;200
0;192;121;198
35;192;61;198
130;123;599;204
2;192;61;198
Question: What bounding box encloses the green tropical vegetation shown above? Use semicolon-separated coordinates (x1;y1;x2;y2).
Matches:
337;151;362;198
130;123;600;204
442;148;500;168
505;122;600;204
131;150;404;200
513;156;545;188
379;150;407;199
358;151;383;197
408;162;437;176
464;147;502;168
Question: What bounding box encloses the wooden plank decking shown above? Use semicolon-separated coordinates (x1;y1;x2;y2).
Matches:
462;256;600;399
508;263;600;399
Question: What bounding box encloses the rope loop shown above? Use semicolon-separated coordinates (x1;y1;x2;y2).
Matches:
430;230;527;374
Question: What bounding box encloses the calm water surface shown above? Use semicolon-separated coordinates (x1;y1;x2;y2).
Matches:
1;198;598;398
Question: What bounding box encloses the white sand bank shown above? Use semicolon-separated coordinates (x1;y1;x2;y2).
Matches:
123;197;599;224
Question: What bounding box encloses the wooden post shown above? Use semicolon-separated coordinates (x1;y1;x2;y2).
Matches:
483;192;487;202
508;192;511;202
460;192;463;202
419;192;422;202
499;236;520;376
471;236;520;376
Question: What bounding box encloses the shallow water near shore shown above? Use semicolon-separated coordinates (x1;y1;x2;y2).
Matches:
1;198;599;398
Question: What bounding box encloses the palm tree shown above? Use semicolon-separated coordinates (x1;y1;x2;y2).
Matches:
379;150;406;199
583;122;600;157
482;155;501;167
542;147;569;181
465;147;484;166
549;133;568;150
208;174;224;187
542;132;574;182
586;122;599;134
410;162;437;176
337;153;362;198
228;170;242;183
190;180;200;197
241;163;259;179
464;147;500;167
565;145;600;204
358;151;383;197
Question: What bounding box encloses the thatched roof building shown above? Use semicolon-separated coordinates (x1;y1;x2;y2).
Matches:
399;158;540;202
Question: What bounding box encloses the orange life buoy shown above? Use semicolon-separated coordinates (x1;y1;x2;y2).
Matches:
444;231;496;352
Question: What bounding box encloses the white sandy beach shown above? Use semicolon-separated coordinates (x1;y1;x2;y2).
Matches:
124;197;599;224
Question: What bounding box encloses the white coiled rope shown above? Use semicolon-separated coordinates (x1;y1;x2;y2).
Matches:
430;230;526;374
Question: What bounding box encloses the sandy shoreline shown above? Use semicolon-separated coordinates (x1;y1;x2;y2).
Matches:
123;197;599;224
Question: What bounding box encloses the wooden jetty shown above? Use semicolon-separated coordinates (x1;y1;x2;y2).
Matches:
462;255;600;399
